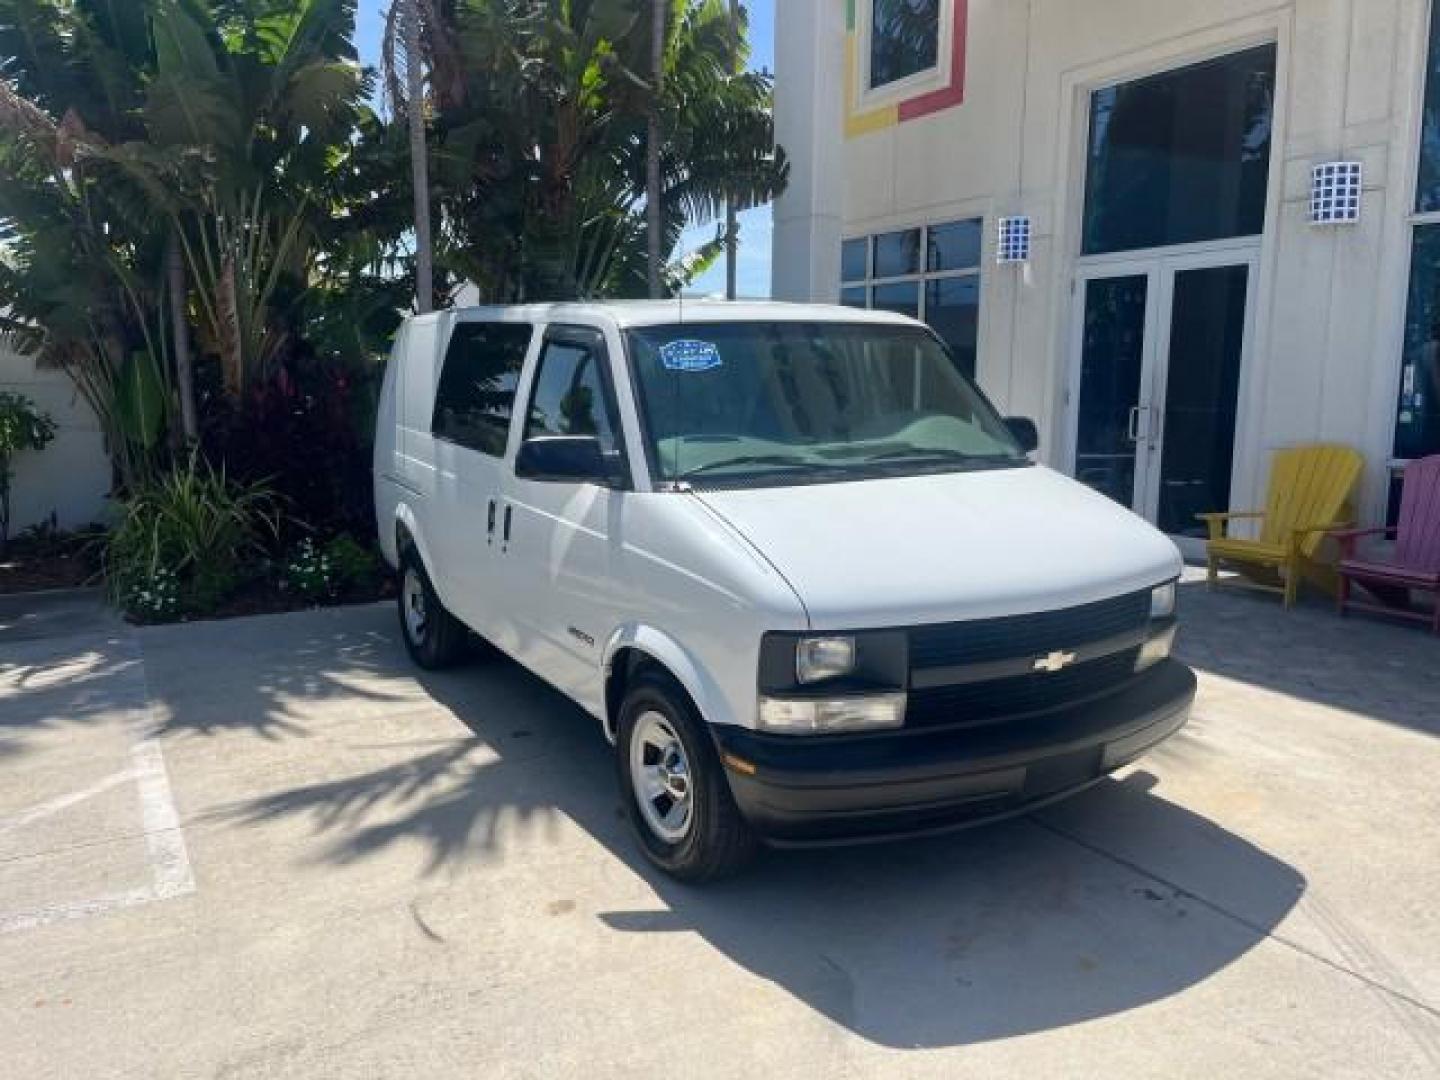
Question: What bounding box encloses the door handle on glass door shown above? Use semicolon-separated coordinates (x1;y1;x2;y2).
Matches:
487;499;496;542
1127;405;1143;443
502;505;513;546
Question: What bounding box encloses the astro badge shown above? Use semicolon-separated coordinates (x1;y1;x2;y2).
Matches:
659;339;723;373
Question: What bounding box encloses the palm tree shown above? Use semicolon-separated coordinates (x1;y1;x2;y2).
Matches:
648;0;667;298
0;0;170;482
393;0;786;304
724;0;740;300
1;0;383;479
401;0;433;313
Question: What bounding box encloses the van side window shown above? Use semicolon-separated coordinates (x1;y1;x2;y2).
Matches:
524;339;620;451
431;322;533;455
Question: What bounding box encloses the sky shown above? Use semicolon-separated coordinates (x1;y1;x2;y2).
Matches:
354;1;777;298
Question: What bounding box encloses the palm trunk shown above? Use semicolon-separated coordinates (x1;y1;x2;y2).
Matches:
167;230;198;441
218;255;243;397
725;0;740;300
647;0;665;299
405;0;434;314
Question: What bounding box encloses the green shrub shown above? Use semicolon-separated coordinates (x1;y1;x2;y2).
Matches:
324;533;381;592
106;451;279;620
124;566;181;623
281;537;335;601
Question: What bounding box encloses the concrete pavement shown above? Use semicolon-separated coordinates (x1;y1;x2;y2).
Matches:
2;578;1439;1077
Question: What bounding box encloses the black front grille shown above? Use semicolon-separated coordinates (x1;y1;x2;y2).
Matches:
906;648;1143;731
908;590;1150;670
903;590;1153;732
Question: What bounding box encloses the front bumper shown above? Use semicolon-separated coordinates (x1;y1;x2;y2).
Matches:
713;659;1195;845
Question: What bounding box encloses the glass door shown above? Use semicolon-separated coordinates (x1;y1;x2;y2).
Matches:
1069;252;1254;548
1145;261;1252;540
1071;269;1161;511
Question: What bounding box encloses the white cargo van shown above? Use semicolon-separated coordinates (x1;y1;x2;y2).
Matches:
374;302;1194;879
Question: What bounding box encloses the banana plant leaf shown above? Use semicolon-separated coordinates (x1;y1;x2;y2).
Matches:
113;350;168;450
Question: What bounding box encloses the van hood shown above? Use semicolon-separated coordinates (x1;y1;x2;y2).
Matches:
691;465;1182;629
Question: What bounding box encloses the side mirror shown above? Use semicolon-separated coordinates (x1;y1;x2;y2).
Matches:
1004;416;1040;455
515;436;625;487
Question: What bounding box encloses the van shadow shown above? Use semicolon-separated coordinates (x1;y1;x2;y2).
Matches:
214;607;1305;1050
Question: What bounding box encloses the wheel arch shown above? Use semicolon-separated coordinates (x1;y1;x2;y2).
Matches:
602;625;735;744
393;503;438;580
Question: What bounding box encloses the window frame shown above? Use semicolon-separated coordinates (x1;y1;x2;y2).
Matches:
1078;42;1278;258
1396;0;1440;472
857;0;955;110
429;319;536;458
839;218;985;375
517;324;631;487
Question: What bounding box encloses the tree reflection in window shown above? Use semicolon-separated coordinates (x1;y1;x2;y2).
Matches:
431;323;533;456
1083;45;1276;256
870;0;940;90
525;341;617;448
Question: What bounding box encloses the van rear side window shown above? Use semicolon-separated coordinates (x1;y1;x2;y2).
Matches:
431;322;533;456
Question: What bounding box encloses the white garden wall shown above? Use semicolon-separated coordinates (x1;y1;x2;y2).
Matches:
0;345;111;533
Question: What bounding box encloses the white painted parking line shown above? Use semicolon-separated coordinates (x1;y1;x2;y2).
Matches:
129;718;195;901
0;637;195;935
0;767;138;836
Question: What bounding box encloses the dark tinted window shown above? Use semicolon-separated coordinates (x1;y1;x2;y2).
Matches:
431;322;532;455
1396;224;1440;459
927;219;982;272
840;286;868;309
874;228;921;277
872;282;920;319
925;276;980;378
870;0;940;90
525;339;619;451
841;239;869;282
1418;3;1440;211
1083;45;1276;256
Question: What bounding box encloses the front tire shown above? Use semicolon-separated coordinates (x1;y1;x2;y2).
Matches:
617;671;757;881
397;551;466;670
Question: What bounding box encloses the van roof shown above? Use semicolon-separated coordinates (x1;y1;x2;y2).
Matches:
406;300;922;331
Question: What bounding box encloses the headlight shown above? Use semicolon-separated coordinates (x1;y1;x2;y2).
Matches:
1136;623;1177;672
758;692;906;734
1150;581;1177;620
795;635;856;684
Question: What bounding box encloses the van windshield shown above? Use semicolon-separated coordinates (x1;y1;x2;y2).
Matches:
625;321;1027;487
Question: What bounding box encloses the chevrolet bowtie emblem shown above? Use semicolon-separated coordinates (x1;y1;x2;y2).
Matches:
1033;650;1078;674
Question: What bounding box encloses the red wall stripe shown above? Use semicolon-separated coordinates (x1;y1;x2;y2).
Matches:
898;0;969;123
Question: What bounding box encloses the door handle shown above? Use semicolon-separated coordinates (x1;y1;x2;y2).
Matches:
502;505;513;546
487;499;497;542
1127;405;1143;443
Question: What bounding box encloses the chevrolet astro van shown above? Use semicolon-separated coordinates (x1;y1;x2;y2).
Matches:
374;302;1195;879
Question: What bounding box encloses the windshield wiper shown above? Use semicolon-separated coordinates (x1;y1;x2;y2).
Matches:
677;454;850;480
863;447;1024;467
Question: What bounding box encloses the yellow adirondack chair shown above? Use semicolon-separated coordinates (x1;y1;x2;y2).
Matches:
1198;444;1364;608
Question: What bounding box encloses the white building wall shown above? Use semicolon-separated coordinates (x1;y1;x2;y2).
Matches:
0;345;111;532
774;0;1431;527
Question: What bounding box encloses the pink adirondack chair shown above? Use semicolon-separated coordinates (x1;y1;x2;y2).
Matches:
1332;455;1440;634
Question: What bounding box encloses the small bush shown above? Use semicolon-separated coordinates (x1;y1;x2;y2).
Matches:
123;566;181;623
324;533;381;592
106;451;279;620
281;538;336;601
280;534;381;601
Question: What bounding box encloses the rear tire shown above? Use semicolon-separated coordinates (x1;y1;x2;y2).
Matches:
397;550;466;670
617;670;757;881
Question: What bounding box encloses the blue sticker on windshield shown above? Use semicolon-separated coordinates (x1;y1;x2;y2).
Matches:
659;339;723;372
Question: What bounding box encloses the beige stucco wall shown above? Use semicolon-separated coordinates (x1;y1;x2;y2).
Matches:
775;0;1429;525
0;345;111;533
